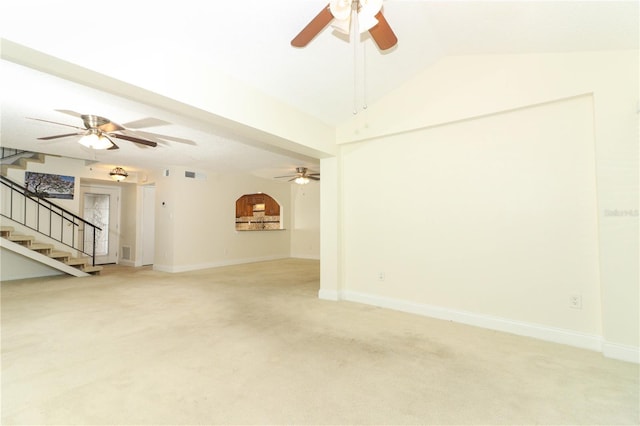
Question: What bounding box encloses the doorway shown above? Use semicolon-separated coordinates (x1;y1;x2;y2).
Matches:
80;185;120;264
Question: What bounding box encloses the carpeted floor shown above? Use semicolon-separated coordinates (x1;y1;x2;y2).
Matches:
1;258;638;425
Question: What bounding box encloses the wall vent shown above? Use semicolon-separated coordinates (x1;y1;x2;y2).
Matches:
185;171;206;180
121;246;131;261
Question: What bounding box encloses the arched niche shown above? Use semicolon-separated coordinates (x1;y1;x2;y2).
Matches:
235;193;282;231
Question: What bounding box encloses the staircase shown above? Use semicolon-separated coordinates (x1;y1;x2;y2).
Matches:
1;226;103;276
1;149;105;278
0;226;102;276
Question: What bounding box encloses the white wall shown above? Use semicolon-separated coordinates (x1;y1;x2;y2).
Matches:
332;50;639;362
343;95;601;336
290;182;320;259
320;157;340;301
153;167;293;272
1;246;63;280
4;156;87;215
117;182;138;264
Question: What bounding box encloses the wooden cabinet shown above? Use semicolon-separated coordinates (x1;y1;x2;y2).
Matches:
265;196;280;216
247;194;264;205
236;193;280;217
235;197;252;217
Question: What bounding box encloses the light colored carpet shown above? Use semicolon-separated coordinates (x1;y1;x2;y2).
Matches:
1;258;638;425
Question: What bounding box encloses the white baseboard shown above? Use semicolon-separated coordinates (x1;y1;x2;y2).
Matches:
318;288;340;301
291;254;321;260
341;290;616;357
153;255;289;273
117;259;136;267
602;341;640;364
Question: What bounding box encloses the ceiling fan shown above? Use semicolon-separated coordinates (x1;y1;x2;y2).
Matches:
27;110;166;150
291;0;397;51
274;167;320;184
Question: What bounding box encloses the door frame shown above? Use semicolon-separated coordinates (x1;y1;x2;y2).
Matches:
80;184;121;265
140;184;155;266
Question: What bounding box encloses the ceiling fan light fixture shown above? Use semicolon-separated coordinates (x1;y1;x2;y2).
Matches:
330;0;352;20
109;167;128;182
79;131;113;150
294;176;310;185
330;0;382;34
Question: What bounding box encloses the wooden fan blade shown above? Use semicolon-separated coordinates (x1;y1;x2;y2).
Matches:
27;117;85;130
102;134;120;150
369;11;397;51
274;174;297;179
37;132;83;140
109;133;157;147
97;121;125;133
126;129;196;145
308;176;320;181
291;4;334;47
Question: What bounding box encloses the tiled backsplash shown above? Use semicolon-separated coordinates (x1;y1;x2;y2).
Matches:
235;215;281;231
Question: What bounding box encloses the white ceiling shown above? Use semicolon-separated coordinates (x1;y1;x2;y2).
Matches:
1;0;637;178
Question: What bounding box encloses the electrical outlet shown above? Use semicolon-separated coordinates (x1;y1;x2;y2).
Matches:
569;294;582;309
378;272;385;281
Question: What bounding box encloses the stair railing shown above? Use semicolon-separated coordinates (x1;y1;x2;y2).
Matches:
0;175;102;266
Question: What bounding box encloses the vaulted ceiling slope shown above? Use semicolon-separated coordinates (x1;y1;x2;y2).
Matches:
1;1;637;174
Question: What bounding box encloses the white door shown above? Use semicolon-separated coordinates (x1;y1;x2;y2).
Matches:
141;185;155;265
81;185;120;265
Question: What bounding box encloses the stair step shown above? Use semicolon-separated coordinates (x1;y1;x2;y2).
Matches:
0;226;14;237
29;243;54;252
49;250;71;261
1;154;46;177
66;257;89;267
18;154;45;168
7;234;35;245
1;164;19;176
81;265;103;274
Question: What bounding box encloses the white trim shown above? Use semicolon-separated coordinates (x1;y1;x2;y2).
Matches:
80;184;121;265
342;290;607;354
318;288;340;301
602;342;640;364
292;254;321;260
152;255;289;273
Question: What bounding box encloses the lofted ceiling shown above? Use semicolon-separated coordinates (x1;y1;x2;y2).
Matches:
1;0;637;179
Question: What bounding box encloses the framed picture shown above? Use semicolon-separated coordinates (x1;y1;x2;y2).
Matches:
25;171;75;200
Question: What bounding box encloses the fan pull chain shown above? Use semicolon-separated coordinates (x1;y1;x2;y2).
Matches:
362;41;367;111
352;3;359;115
351;0;369;116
